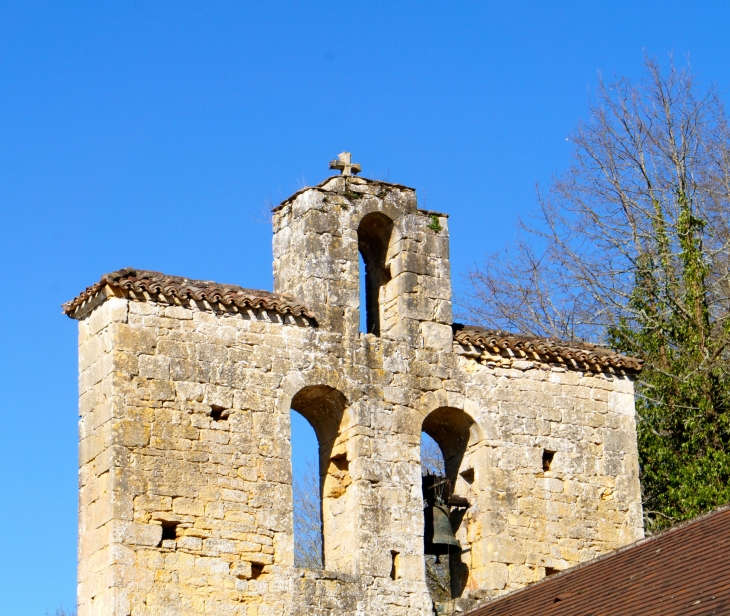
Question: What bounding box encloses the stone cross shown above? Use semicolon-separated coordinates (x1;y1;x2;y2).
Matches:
329;151;361;177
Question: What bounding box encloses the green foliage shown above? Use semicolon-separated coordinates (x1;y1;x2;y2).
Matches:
343;189;364;201
465;58;730;532
428;214;442;233
609;192;730;531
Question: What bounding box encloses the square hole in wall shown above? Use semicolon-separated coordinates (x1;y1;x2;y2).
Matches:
545;566;561;577
159;521;180;544
330;453;349;472
251;564;265;579
210;405;229;421
460;468;475;485
542;450;556;472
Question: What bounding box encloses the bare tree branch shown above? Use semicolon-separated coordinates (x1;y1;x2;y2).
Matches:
462;56;730;365
462;56;730;529
293;457;323;569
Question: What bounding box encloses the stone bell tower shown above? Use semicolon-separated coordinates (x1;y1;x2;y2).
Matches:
65;152;643;616
272;152;454;350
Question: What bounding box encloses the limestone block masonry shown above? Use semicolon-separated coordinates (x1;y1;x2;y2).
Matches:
65;172;644;615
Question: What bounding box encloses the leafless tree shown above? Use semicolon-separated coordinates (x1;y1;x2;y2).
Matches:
292;438;447;571
47;605;76;616
463;56;730;350
463;57;730;527
421;432;446;476
292;456;323;569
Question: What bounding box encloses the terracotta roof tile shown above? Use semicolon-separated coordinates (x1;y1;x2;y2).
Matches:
63;268;316;321
465;505;730;616
453;324;643;373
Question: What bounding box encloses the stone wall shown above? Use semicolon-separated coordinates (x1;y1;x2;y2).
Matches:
273;176;452;344
71;175;643;616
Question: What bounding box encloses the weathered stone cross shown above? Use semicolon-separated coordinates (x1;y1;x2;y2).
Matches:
329;151;361;177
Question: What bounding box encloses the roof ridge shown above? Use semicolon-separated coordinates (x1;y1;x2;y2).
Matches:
62;268;317;322
453;323;643;373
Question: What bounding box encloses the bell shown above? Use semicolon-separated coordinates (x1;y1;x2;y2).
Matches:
424;503;461;556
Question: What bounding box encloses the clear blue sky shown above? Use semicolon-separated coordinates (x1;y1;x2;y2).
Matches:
2;1;730;612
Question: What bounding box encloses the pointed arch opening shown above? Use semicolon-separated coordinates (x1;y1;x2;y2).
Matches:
357;212;394;335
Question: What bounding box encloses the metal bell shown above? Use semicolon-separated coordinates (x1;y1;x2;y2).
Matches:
424;503;461;555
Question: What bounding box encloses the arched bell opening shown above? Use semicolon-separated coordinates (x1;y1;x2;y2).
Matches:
357;212;394;336
421;407;479;606
290;385;350;572
291;410;322;569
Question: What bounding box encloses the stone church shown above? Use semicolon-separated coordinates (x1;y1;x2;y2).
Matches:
64;154;644;615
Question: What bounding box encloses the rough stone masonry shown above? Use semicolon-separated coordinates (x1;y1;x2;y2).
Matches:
64;155;644;615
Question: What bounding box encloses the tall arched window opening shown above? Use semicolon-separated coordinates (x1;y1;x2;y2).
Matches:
291;410;322;568
421;407;478;607
421;432;450;603
290;385;350;572
359;252;368;334
357;212;393;335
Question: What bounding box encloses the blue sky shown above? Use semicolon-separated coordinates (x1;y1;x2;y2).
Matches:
2;1;730;612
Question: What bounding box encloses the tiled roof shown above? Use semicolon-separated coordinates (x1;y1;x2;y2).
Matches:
63;268;316;321
453;324;643;373
466;505;730;616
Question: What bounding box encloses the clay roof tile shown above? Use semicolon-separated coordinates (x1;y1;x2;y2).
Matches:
63;268;316;321
453;324;643;373
464;505;730;616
